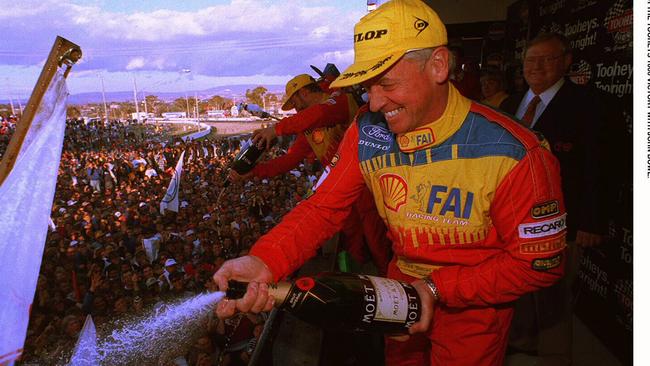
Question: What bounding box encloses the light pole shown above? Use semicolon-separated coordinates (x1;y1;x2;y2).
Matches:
8;95;15;117
141;90;149;118
181;69;191;120
132;74;140;123
5;78;16;116
98;73;109;123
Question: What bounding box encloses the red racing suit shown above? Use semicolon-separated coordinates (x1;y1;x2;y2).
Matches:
250;85;567;365
251;90;391;273
251;90;355;178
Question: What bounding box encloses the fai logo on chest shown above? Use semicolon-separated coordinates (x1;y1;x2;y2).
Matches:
379;173;407;212
425;185;474;219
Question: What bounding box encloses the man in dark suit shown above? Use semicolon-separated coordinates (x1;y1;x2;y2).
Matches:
501;33;610;365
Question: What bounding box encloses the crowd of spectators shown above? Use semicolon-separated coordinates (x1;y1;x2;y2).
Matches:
8;118;315;365
0;115;18;156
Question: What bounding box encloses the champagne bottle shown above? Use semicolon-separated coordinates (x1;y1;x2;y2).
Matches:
231;142;265;175
226;272;421;334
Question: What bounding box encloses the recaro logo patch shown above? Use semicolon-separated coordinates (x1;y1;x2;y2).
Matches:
518;214;567;239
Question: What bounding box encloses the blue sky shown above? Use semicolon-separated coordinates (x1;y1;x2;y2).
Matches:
0;0;366;97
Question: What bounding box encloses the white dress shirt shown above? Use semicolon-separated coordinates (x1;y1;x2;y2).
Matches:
515;78;565;128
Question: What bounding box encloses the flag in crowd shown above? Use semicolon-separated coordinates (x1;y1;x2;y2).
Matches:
67;315;98;366
0;70;68;365
159;150;185;215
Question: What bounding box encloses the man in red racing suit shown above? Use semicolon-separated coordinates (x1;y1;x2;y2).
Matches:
230;74;391;273
215;1;566;364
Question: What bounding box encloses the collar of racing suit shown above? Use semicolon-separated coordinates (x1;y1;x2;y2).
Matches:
396;84;471;153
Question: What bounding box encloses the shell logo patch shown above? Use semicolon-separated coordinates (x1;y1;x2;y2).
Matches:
399;135;410;147
398;127;435;152
311;129;325;144
379;173;408;212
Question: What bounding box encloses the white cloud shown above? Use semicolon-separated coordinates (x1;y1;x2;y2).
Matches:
57;0;359;42
126;57;145;70
310;26;331;40
315;49;355;69
0;1;366;93
0;0;55;19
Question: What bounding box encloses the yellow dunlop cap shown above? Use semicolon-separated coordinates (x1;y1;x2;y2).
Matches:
281;74;317;111
330;0;447;89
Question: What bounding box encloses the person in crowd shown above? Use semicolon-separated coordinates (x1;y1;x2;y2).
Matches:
229;73;391;274
213;1;567;365
479;68;509;108
449;46;482;100
500;32;616;365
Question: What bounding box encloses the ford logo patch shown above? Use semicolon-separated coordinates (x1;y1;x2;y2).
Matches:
361;125;392;142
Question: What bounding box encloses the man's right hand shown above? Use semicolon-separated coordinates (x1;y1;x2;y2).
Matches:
252;126;277;150
213;255;275;318
228;168;254;183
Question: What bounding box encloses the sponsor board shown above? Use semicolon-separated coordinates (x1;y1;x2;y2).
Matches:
568;59;592;85
593;61;632;98
538;0;566;17
603;0;632;52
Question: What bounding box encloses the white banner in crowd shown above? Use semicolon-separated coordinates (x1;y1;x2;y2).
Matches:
68;315;98;366
160;151;185;214
0;70;68;364
143;233;162;263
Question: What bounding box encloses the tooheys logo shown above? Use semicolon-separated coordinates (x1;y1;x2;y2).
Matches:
426;185;474;219
531;200;559;218
539;0;565;16
604;0;632;51
539;22;563;36
362;125;391;142
568;60;592;85
518;214;567;239
605;8;632;33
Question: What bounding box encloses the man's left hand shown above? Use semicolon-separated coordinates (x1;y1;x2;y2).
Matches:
252;127;277;150
389;278;436;342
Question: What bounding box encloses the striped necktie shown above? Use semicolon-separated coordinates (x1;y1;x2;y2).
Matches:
521;95;541;127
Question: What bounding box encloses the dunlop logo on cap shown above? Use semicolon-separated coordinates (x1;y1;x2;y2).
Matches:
414;17;429;35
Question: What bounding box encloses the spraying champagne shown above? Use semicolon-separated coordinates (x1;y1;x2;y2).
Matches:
225;272;421;334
